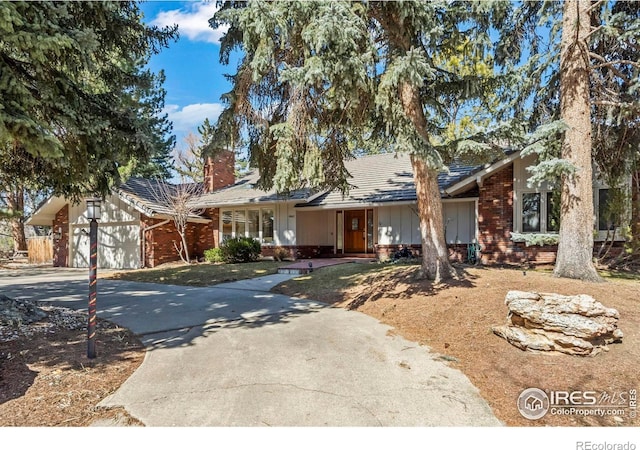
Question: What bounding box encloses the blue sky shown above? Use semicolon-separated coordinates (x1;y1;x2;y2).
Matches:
139;1;239;146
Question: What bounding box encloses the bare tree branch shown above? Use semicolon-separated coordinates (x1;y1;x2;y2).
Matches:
149;178;203;264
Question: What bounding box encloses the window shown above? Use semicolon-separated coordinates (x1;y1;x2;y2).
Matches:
220;207;276;243
598;189;616;231
366;209;374;252
262;209;274;243
522;193;541;232
518;190;561;234
234;210;246;237
336;211;343;252
247;209;259;238
222;210;233;241
546;191;561;232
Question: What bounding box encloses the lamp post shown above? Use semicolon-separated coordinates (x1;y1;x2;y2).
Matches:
86;197;101;359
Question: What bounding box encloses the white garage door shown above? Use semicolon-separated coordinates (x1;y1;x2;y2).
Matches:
72;224;140;269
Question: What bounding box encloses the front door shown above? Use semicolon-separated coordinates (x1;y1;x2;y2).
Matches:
344;210;366;253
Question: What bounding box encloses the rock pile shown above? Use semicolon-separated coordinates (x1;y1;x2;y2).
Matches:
0;295;86;342
0;294;47;327
492;290;623;356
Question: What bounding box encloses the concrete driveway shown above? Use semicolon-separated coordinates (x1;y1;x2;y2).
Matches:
0;267;501;426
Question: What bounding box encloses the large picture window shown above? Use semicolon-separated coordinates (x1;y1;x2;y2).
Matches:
518;190;561;235
221;207;275;243
517;187;622;238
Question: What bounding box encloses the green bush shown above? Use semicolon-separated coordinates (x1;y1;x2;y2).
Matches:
203;247;224;263
221;237;261;263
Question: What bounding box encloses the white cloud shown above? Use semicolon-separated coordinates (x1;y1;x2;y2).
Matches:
151;2;228;44
163;103;224;134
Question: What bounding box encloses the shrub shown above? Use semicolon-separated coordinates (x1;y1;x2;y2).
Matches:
221;237;261;263
203;247;224;263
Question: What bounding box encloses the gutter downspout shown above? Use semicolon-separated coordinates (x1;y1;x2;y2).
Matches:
141;219;171;268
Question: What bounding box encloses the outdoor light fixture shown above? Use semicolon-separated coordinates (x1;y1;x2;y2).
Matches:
86;197;102;221
85;197;102;359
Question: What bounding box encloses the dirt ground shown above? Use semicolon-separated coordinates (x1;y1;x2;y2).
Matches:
0;309;145;427
1;264;638;427
276;264;640;427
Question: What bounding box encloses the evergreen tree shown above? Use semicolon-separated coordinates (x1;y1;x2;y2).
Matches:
590;1;640;267
555;0;601;281
0;1;178;201
211;1;507;282
499;0;640;281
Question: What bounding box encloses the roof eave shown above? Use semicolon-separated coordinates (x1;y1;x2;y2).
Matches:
113;188;158;217
444;150;522;197
25;196;67;226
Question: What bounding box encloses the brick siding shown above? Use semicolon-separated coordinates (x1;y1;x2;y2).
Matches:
478;163;516;264
204;151;235;193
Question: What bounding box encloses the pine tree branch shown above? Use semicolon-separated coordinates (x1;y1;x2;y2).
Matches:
589;52;634;83
591;60;640;70
587;0;606;13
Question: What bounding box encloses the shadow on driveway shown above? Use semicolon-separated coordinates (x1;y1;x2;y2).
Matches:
0;272;326;351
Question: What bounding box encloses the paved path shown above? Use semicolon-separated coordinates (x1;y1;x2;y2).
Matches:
0;267;502;426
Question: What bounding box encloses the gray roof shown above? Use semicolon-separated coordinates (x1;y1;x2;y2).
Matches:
191;170;312;208
190;152;509;209
298;153;482;208
116;177;205;220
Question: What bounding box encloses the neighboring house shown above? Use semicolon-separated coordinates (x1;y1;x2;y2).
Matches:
27;150;628;269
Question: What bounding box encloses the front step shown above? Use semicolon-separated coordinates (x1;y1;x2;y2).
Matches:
277;267;312;275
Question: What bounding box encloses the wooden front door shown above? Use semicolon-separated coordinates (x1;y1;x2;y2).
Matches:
344;210;366;253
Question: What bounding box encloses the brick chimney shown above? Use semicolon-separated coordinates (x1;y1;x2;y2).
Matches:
203;150;235;193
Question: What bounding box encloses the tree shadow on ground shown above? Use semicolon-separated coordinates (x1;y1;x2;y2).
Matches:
344;263;480;310
139;305;325;350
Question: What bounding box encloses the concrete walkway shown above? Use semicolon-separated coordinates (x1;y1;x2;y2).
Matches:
0;267;502;426
277;258;375;274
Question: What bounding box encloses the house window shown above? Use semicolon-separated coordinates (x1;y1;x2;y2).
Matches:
262;209;274;243
598;189;616;231
220;207;276;243
235;210;246;236
222;210;233;241
336;211;343;252
522;193;541;232
546;191;561;232
247;209;259;239
366;209;374;252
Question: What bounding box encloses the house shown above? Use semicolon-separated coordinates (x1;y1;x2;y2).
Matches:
27;150;626;269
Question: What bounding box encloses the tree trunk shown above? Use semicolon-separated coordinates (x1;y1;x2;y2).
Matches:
399;81;456;282
7;187;27;252
412;155;457;281
553;0;603;282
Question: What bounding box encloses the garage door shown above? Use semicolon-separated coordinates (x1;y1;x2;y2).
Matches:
72;224;140;269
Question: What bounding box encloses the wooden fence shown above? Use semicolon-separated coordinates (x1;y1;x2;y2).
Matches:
27;236;53;264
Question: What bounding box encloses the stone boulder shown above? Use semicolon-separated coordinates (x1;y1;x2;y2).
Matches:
492;291;623;356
